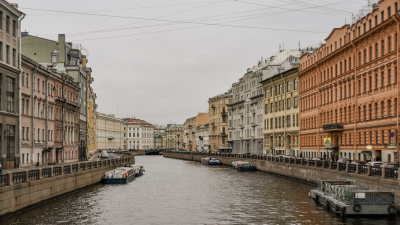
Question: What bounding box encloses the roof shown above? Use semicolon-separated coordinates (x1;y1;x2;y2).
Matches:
124;118;154;127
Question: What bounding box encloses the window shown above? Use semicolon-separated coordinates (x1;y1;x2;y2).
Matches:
349;57;351;69
6;76;14;112
369;19;372;30
381;11;384;23
389;69;391;85
375;15;378;26
12;20;16;37
6;124;14;161
382;72;384;87
287;98;291;108
12;48;15;66
0;11;2;30
369;46;372;62
375;74;378;89
294;78;298;90
388;7;391;18
6;15;9;33
389;37;392;53
363;49;366;64
287;81;291;92
265;104;268;114
37;79;40;92
375;43;378;59
294;97;298;107
358;52;361;66
6;45;9;63
382;40;385;56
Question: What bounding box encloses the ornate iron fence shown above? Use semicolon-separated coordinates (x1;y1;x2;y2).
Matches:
296;158;301;164
28;170;39;181
302;159;308;165
87;162;92;169
64;166;71;174
12;172;26;184
331;162;337;170
339;163;346;171
72;164;78;173
93;162;97;168
42;168;51;178
359;165;368;174
0;174;8;187
316;160;323;167
290;158;295;164
371;167;382;176
323;161;329;169
385;168;398;179
309;160;315;166
53;167;62;176
348;164;356;173
80;163;86;171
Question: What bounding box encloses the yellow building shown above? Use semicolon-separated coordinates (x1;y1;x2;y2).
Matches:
86;64;98;156
97;113;124;150
209;91;232;152
183;116;196;151
166;124;183;150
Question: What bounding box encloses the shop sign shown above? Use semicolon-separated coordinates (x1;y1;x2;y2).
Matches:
389;144;396;149
367;145;373;150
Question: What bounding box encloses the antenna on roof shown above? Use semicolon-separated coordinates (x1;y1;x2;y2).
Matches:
298;41;300;51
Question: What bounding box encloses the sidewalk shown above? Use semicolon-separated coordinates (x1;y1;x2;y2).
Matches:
2;153;121;174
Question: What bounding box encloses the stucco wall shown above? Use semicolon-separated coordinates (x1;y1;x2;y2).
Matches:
164;152;400;210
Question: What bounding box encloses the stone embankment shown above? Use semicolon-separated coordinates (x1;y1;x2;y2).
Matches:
164;151;400;211
0;154;135;216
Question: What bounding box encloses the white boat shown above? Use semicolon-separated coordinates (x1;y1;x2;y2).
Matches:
201;157;221;165
103;167;135;184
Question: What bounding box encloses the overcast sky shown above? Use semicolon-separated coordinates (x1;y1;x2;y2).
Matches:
18;0;370;126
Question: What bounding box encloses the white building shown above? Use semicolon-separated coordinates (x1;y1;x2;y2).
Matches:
125;118;154;150
196;124;210;152
97;113;124;150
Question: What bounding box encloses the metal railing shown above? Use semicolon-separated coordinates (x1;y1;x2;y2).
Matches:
338;163;346;171
28;170;40;181
0;174;8;187
80;163;86;171
317;160;323;167
309;160;315;166
348;164;356;173
302;159;308;165
64;166;71;174
331;162;337;170
53;167;62;176
42;168;51;178
323;161;329;169
290;157;295;164
359;165;368;174
296;158;301;164
72;164;78;173
385;168;398;179
12;172;26;184
371;167;382;176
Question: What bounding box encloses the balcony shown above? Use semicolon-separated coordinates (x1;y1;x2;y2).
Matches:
221;111;227;116
107;136;114;140
221;133;227;137
239;124;245;129
199;136;203;140
239;112;244;116
251;109;255;114
251;122;257;127
323;123;343;131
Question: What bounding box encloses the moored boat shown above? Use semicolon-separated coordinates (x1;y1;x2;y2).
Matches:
102;167;135;184
231;161;246;168
201;157;221;165
237;162;255;171
125;164;145;176
310;180;397;217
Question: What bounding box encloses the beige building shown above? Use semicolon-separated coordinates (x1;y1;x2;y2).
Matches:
86;66;97;156
261;67;300;156
97;113;124;150
166;124;183;150
209;92;231;152
183;116;196;151
124;118;154;150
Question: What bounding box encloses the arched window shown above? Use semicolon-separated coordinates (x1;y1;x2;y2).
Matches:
287;81;291;92
294;78;298;90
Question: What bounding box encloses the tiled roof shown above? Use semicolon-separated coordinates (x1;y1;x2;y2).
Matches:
124;118;153;126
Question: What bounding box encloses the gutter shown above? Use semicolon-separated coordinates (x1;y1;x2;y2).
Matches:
31;65;38;165
18;12;25;167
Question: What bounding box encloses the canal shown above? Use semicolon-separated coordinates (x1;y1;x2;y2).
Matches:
2;155;399;224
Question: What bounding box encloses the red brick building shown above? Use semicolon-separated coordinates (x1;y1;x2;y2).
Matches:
299;0;400;163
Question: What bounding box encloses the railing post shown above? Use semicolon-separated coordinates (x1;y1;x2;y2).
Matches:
84;162;87;170
322;160;326;168
398;167;400;181
25;170;29;182
315;160;318;167
307;159;310;166
50;166;54;177
39;168;43;180
337;163;340;171
345;162;349;172
8;171;13;186
329;161;332;169
300;158;303;165
61;165;64;175
382;166;386;178
367;164;372;176
355;164;359;174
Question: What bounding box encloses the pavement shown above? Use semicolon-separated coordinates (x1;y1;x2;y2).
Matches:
1;153;122;174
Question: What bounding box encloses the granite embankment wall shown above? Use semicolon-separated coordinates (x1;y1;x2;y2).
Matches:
164;152;400;210
0;154;135;216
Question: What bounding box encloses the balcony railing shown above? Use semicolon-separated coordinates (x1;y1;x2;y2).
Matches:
221;111;227;116
323;123;343;131
251;122;257;127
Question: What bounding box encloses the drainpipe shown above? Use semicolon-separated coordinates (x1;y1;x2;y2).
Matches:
62;75;67;162
394;15;399;164
31;65;38;165
351;40;357;160
18;12;25;167
316;63;320;158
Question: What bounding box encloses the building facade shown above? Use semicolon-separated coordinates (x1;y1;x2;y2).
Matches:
166;124;183;150
124;118;154;150
22;33;89;161
228;64;264;154
183;116;196;151
299;0;400;163
0;2;23;169
261;67;300;156
209;92;231;152
21;55;57;166
97;113;124;150
86;65;97;156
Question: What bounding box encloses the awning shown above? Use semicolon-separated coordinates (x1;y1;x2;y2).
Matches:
361;151;373;155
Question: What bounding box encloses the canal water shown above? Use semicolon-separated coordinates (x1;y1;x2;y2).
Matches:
2;155;399;225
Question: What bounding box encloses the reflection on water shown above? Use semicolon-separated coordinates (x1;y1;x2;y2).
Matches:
2;156;399;225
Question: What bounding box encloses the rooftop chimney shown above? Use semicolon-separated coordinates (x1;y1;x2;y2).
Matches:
21;31;29;38
58;34;66;63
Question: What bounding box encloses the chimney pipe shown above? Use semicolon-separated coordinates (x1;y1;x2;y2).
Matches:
58;34;66;63
279;45;281;52
298;41;300;51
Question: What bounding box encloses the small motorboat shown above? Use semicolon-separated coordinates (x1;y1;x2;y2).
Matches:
125;164;145;176
102;167;135;184
231;161;246;169
237;162;255;171
201;157;221;165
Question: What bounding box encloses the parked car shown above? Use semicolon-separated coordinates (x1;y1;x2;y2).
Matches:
337;158;350;163
311;158;323;161
101;150;109;158
366;162;383;167
380;163;399;169
351;160;366;165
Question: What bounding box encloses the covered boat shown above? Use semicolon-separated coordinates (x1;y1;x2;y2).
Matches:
231;161;246;169
236;162;255;171
201;157;221;165
310;180;397;217
125;164;145;176
102;167;135;184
